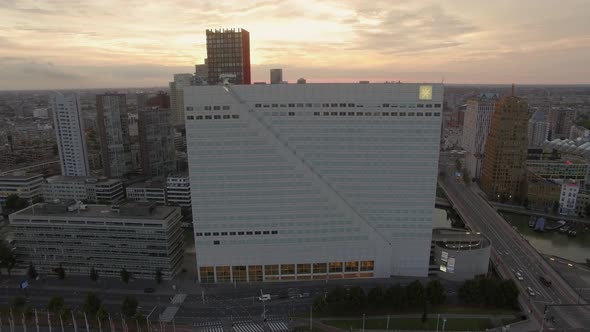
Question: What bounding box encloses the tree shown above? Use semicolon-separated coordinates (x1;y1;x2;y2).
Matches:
385;284;405;310
0;239;17;276
4;194;29;211
462;168;471;186
425;280;447;306
455;159;462;172
47;296;65;313
54;265;66;280
405;280;425;307
421;302;429;323
96;306;108;321
90;267;99;282
552;201;560;214
12;296;26;308
120;268;130;284
155;268;163;284
28;262;38;280
121;296;138;318
83;292;101;315
367;286;386;308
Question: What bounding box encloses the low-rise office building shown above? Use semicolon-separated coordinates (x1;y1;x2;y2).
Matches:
0;173;44;204
9;201;183;279
166;174;191;208
43;176;124;204
126;179;166;204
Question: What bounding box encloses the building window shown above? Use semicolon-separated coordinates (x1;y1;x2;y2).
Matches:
365;112;372;116
356;112;364;116
214;115;221;119
348;103;355;107
238;231;244;235
265;264;279;276
339;103;347;107
205;115;212;119
399;112;406;116
281;264;295;275
246;231;253;235
382;103;390;107
187;116;194;120
297;264;311;274
330;103;338;107
186;106;194;111
348;112;355;116
360;260;374;271
213;106;221;110
345;261;359;272
248;265;263;282
323;112;329;116
434;104;442;108
196;232;203;236
305;103;313;107
254;231;261;235
230;232;236;235
222;106;230;110
408;112;415;116
204;106;212;110
199;266;215;283
288;112;295;116
204;232;211;236
271;104;278;108
231;114;239;119
196;115;203;120
213;232;219;236
223;115;230;119
213;240;220;245
288;103;295;107
383;112;390;116
330;112;338;116
216;266;231;282
339;112;346;116
313;112;320;116
313;263;327;274
271;230;278;234
329;262;343;273
263;231;269;234
297;103;304;107
322;103;330;107
434;113;440;117
232;266;247;282
255;104;262;108
221;232;228;236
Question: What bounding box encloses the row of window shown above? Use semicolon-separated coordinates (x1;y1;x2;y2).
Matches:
186;111;440;121
254;103;442;109
196;230;279;237
199;260;374;282
187;114;240;120
187;103;442;112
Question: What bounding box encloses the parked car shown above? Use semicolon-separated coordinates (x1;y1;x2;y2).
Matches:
516;272;524;281
258;294;271;301
527;287;535;296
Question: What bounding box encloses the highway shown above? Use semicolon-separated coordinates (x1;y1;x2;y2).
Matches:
439;161;590;331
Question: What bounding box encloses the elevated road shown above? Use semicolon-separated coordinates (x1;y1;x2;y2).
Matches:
439;171;589;331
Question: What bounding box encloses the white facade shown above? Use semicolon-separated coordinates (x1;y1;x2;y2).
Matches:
184;83;442;282
51;92;90;177
461;93;498;179
528;110;549;147
559;181;579;216
0;173;44;204
43;176;124;204
166;174;191;207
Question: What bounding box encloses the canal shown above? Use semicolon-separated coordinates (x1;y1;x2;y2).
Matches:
433;207;590;263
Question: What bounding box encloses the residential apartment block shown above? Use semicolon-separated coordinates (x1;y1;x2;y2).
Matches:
138;107;176;177
50;92;90;177
461;93;498;179
97;94;132;178
9;201;183;279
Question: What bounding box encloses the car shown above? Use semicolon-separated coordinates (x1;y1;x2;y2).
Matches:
516;272;524;281
527;287;535;296
143;287;155;293
539;276;552;287
258;294;271;301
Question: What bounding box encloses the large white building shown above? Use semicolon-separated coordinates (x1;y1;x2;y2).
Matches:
461;93;499;179
43;176;124;204
166;174;191;208
184;83;443;282
50;92;90;177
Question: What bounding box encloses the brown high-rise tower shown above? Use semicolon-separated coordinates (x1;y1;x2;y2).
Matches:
480;94;529;201
206;28;251;85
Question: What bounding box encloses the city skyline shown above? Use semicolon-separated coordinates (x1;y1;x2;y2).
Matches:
1;0;589;90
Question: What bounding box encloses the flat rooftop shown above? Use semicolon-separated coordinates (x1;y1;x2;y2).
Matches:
12;202;177;220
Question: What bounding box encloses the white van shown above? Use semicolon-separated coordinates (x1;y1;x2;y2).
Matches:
258;294;271;301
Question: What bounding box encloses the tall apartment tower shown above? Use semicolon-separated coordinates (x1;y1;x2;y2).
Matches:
50;92;90;177
138;107;177;177
548;108;577;140
480;93;529;201
461;93;498;179
528;110;549;147
270;69;283;84
184;83;443;282
169;74;194;126
206;28;251;85
96;93;132;178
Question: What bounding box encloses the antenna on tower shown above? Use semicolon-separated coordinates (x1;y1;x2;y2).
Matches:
441;76;445;84
511;83;515;96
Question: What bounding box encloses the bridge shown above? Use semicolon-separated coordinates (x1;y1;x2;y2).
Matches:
438;172;590;331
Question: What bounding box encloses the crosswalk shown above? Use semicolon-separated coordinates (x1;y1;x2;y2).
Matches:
199;325;224;332
266;320;289;332
194;321;223;327
159;306;179;322
171;294;187;305
232;322;264;332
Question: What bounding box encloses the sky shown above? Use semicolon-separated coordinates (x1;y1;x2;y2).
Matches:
1;0;589;90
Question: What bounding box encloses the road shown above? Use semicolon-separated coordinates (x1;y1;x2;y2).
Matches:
439;163;590;331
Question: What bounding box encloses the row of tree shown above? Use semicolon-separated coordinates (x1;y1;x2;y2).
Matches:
11;293;139;321
313;280;446;314
458;277;519;309
26;262;163;284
